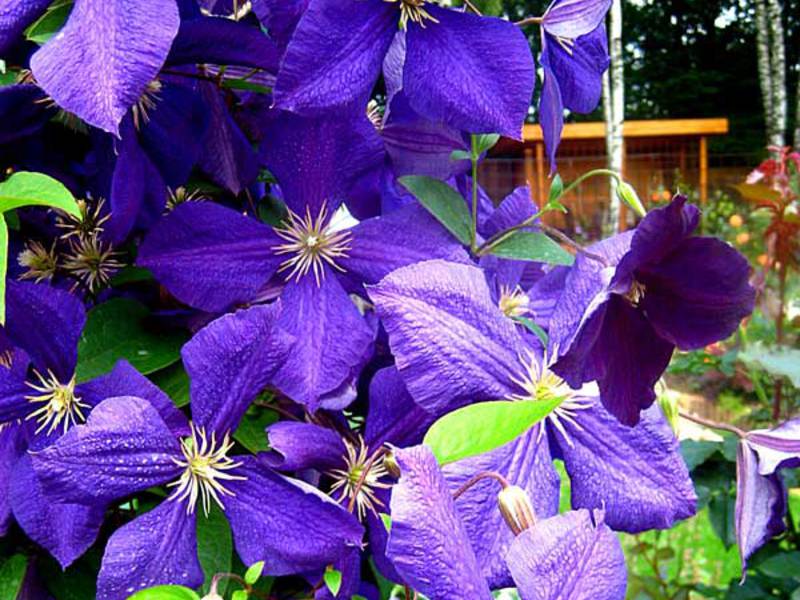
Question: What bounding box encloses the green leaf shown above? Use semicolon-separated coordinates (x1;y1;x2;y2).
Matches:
324;567;342;597
0;213;7;326
244;561;264;586
708;493;737;549
127;586;201;600
738;342;800;387
149;363;191;408
423;399;562;465
0;171;80;217
379;512;392;533
110;265;154;286
547;174;564;204
473;133;500;155
0;554;28;600
512;316;548;347
197;504;233;596
398;175;472;245
221;78;272;95
234;404;279;453
488;231;574;266
75;298;187;381
24;0;73;45
450;149;472;162
756;551;800;579
231;591;248;600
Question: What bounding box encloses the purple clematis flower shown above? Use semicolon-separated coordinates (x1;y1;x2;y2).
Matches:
0;280;185;568
138;112;468;410
735;418;800;577
539;0;612;171
0;0;51;54
368;259;695;586
548;195;755;425
274;0;535;139
386;444;627;600
29;303;363;599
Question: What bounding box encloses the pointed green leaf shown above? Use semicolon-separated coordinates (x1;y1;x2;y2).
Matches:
488;231;574;266
0;554;28;600
149;363;190;408
738;342;800;387
197;504;233;595
473;133;500;155
398;175;472;245
512;316;548;347
379;512;392;533
244;561;265;586
127;586;201;600
423;399;562;465
0;213;8;325
0;171;80;217
449;149;472;162
323;567;342;597
548;174;564;204
231;591;248;600
24;0;74;45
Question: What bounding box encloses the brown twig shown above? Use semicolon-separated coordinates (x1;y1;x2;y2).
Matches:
452;471;510;500
678;410;747;438
515;16;544;26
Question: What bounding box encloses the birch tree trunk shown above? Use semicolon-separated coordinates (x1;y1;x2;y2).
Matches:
755;0;774;138
795;73;800;148
755;0;787;150
603;0;624;235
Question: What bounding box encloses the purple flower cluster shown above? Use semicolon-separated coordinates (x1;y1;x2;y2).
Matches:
0;0;775;598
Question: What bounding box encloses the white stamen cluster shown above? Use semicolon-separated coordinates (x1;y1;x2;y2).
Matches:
273;202;352;286
56;198;111;241
25;371;89;435
498;285;532;319
508;351;592;447
168;424;245;516
328;437;391;521
18;240;59;283
386;0;439;29
166;186;205;212
132;80;163;131
624;280;646;306
62;234;124;292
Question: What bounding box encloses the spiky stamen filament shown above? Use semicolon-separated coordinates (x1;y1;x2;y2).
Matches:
507;351;592;447
328;437;391;521
366;100;384;131
623;281;646;306
555;35;575;55
385;0;439;29
25;371;88;435
56;197;110;240
273;202;352;286
18;240;59;282
132;80;163;131
0;351;12;369
498;285;532;319
62;234;124;292
166;187;205;212
168;424;245;516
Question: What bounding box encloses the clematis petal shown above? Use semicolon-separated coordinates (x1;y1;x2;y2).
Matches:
506;508;626;600
482;187;538;239
224;456;364;574
404;6;534;140
0;350;32;424
138;202;280;313
368;260;526;414
539;58;564;173
183;304;290;436
746;418;800;474
365;366;436;449
251;0;309;52
10;455;105;569
263;422;346;472
443;426;560;588
638;237;755;350
526;266;569;331
387;446;492;600
5;280;85;382
0;424;25;535
553;399;696;532
260;111;384;214
544;26;609;114
272;275;374;411
30;397;183;505
0;85;53;145
30;0;180;135
98;499;203;600
273;0;396;114
735;440;787;575
0;0;50;53
342;203;470;286
543;0;612;38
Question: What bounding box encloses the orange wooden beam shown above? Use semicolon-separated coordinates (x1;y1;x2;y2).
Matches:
521;118;729;142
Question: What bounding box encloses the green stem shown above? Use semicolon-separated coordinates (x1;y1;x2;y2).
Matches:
559;168;622;199
470;135;479;254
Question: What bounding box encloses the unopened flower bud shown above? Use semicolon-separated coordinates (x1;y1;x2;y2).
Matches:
498;485;536;536
616;181;646;218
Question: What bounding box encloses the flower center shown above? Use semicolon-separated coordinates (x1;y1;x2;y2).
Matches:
273;202;352;286
168;424;245;516
18;240;59;283
386;0;439;30
132;79;163;131
328;436;391;521
62;234;124;293
623;280;646;306
498;285;532;319
25;370;89;435
507;351;592;447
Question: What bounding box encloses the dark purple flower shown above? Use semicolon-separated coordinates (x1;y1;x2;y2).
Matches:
539;0;611;170
273;0;534;139
30;304;363;599
138;112;468;410
368;259;695;586
548;195;755;425
0;0;51;54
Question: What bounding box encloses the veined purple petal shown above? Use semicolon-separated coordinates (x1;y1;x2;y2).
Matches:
30;397;183;505
553;399;696;532
274;0;396;114
98;500;202;600
342;203;470;286
224;456;364;574
0;424;25;535
545;26;608;114
527;266;569;331
272;275;374;411
5;280;85;382
10;455;105;569
251;0;309;52
368;260;526;414
30;0;180;135
543;0;612;39
138;202;280;313
263;422;346;472
539;58;564;173
0;0;50;53
735;440;787;576
183;303;290;436
405;6;534;139
0;350;32;425
365;366;436;449
383;31;406;106
387;446;492;600
482;187;538;239
443;426;560;588
747;418;800;474
506;509;626;600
